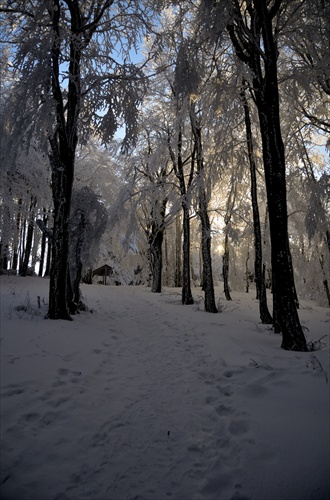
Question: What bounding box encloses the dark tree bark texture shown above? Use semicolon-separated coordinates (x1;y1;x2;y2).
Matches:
223;230;232;301
20;196;36;277
149;199;167;294
168;128;194;305
150;230;164;293
181;202;194;305
174;215;182;287
227;0;307;350
240;83;272;324
38;214;48;277
47;0;81;319
190;102;217;312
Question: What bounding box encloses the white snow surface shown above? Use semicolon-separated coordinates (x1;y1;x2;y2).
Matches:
0;276;329;500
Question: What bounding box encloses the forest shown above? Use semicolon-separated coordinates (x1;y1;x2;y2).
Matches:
0;1;329;351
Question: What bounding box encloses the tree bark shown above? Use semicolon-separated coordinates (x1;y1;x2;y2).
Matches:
48;139;74;319
255;2;306;348
45;237;52;277
190;102;217;312
240;83;272;323
47;1;81;319
181;201;194;304
38;214;48;277
150;230;164;293
168;128;194;304
199;202;218;312
149;199;167;293
1;244;8;272
223;230;232;301
20;196;36;277
12;203;22;271
227;0;307;350
174;214;182;287
245;251;250;294
68;209;86;313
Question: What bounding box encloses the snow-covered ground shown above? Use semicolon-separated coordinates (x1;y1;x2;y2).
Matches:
0;275;329;500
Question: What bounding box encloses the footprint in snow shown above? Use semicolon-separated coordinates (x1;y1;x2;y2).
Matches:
215;404;234;416
2;384;25;397
228;419;250;436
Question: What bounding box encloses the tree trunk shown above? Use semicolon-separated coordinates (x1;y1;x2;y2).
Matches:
182;201;194;304
223;231;232;301
147;197;167;294
163;229;169;287
245;251;250;294
240;83;272;323
19;216;26;272
20;196;36;277
319;252;330;307
38;215;48;277
12;204;22;271
150;230;164;293
12;246;19;271
45;236;52;277
48;142;74;319
1;244;8;272
190;103;217;313
199;204;218;312
20;220;33;276
68;210;86;314
169;127;194;304
253;1;307;350
228;0;307;350
174;214;182;287
47;2;81;319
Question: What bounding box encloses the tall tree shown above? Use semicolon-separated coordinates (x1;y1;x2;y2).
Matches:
69;187;108;312
190;101;218;312
134;128;172;294
1;0;159;319
221;0;308;350
168;125;195;305
240;82;273;324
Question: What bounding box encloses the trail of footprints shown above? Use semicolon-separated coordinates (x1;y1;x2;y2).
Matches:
2;315;283;500
192;360;283;499
2;366;84;435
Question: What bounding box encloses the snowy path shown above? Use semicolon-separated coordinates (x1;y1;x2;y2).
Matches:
0;277;329;500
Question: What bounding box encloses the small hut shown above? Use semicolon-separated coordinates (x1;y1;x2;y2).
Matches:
92;264;113;285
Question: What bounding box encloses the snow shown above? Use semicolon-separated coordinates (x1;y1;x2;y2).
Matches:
0;276;329;500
